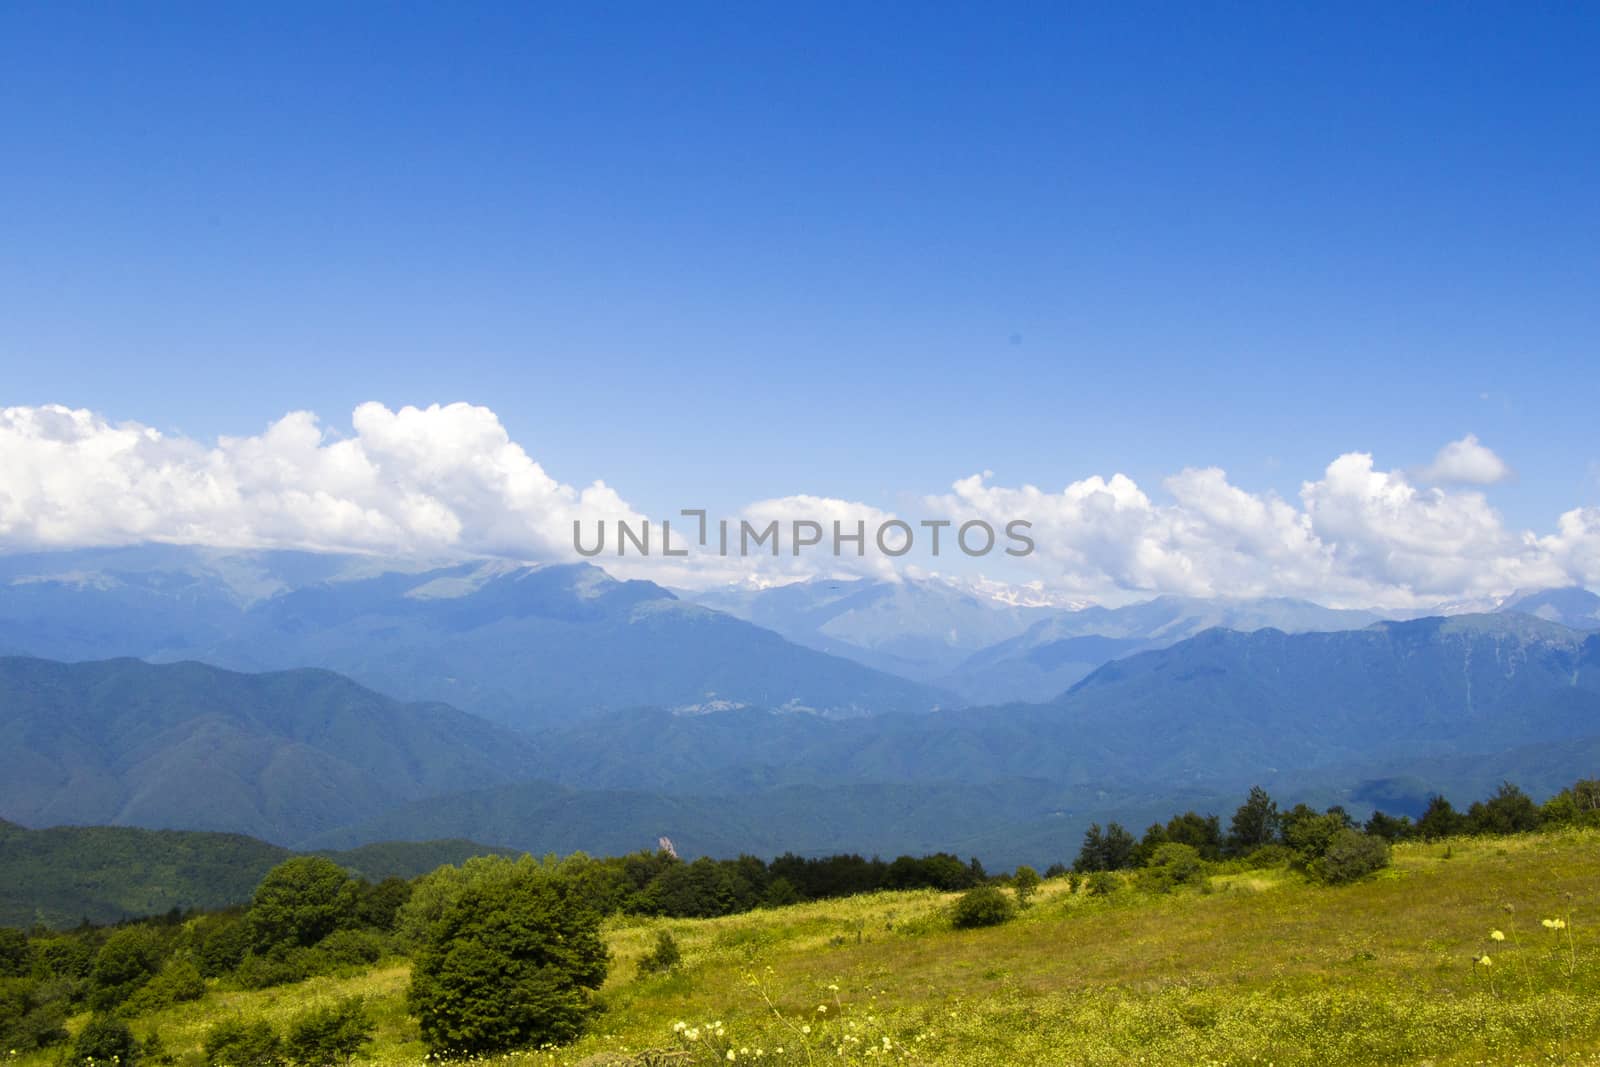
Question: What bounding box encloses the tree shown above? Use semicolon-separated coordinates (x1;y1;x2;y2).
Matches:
285;997;375;1066
0;928;32;978
1309;830;1391;884
1164;811;1225;859
1281;805;1351;866
1227;787;1280;855
1467;782;1542;836
1363;810;1416;841
204;1019;284;1067
248;858;359;953
1136;843;1205;893
1074;822;1136;872
1543;779;1600;827
88;927;162;1010
1416;795;1469;840
74;1015;139;1067
635;930;682;976
407;870;608;1054
950;885;1015;929
1011;865;1041;907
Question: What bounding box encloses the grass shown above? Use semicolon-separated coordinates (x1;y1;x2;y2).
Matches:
27;829;1600;1066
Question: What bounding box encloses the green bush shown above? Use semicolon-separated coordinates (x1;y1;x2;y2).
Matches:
1084;871;1119;896
194;914;252;978
284;997;375;1067
407;870;609;1054
1242;843;1296;869
1309;830;1391;885
950;885;1015;929
73;1015;139;1066
1011;865;1042;907
88;927;163;1010
0;976;70;1053
312;929;384;968
232;950;317;991
635;929;682;976
124;959;206;1014
204;1019;284;1067
1137;843;1206;893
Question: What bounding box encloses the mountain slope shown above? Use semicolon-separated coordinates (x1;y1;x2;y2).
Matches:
516;615;1600;798
1498;586;1600;630
0;548;950;726
0;656;542;843
0;818;513;928
943;595;1389;702
687;577;1057;681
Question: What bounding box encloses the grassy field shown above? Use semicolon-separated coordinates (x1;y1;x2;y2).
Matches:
34;829;1600;1067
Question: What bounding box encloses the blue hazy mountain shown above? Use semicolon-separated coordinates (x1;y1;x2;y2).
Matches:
685;576;1058;682
1497;586;1600;630
0;547;951;726
942;595;1389;703
0;655;540;843
516;614;1600;796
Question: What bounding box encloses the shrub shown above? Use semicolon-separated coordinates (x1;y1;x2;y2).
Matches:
313;929;385;968
1242;843;1295;869
1084;871;1120;896
407;870;609;1054
285;997;375;1067
1011;866;1042;907
124;960;206;1013
73;1015;139;1066
0;977;69;1053
1137;843;1206;893
204;1020;284;1067
88;927;162;1010
635;930;682;976
1309;830;1391;884
950;885;1015;929
195;913;253;978
232;950;318;991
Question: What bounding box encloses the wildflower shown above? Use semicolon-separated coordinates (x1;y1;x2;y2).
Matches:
726;1052;736;1062
1490;930;1505;941
817;1004;828;1014
1542;918;1567;930
801;1025;811;1035
1478;954;1493;966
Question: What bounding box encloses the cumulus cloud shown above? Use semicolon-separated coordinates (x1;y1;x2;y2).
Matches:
1419;434;1514;485
0;402;640;559
927;452;1596;609
1;402;1596;608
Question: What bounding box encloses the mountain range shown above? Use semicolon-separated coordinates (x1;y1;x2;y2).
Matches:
2;544;1597;872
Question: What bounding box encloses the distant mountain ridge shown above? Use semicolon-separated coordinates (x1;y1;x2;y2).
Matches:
0;655;541;843
0;547;950;726
686;576;1057;682
941;595;1389;702
1497;586;1600;630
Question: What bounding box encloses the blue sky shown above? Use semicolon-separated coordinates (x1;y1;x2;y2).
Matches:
2;4;1597;553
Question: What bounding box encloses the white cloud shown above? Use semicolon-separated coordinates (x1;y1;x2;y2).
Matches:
1419;434;1514;485
0;402;640;559
1;403;1596;608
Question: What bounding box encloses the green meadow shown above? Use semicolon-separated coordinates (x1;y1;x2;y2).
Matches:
21;828;1600;1067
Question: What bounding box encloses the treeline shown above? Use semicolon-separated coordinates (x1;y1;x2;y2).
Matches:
1062;777;1600;886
